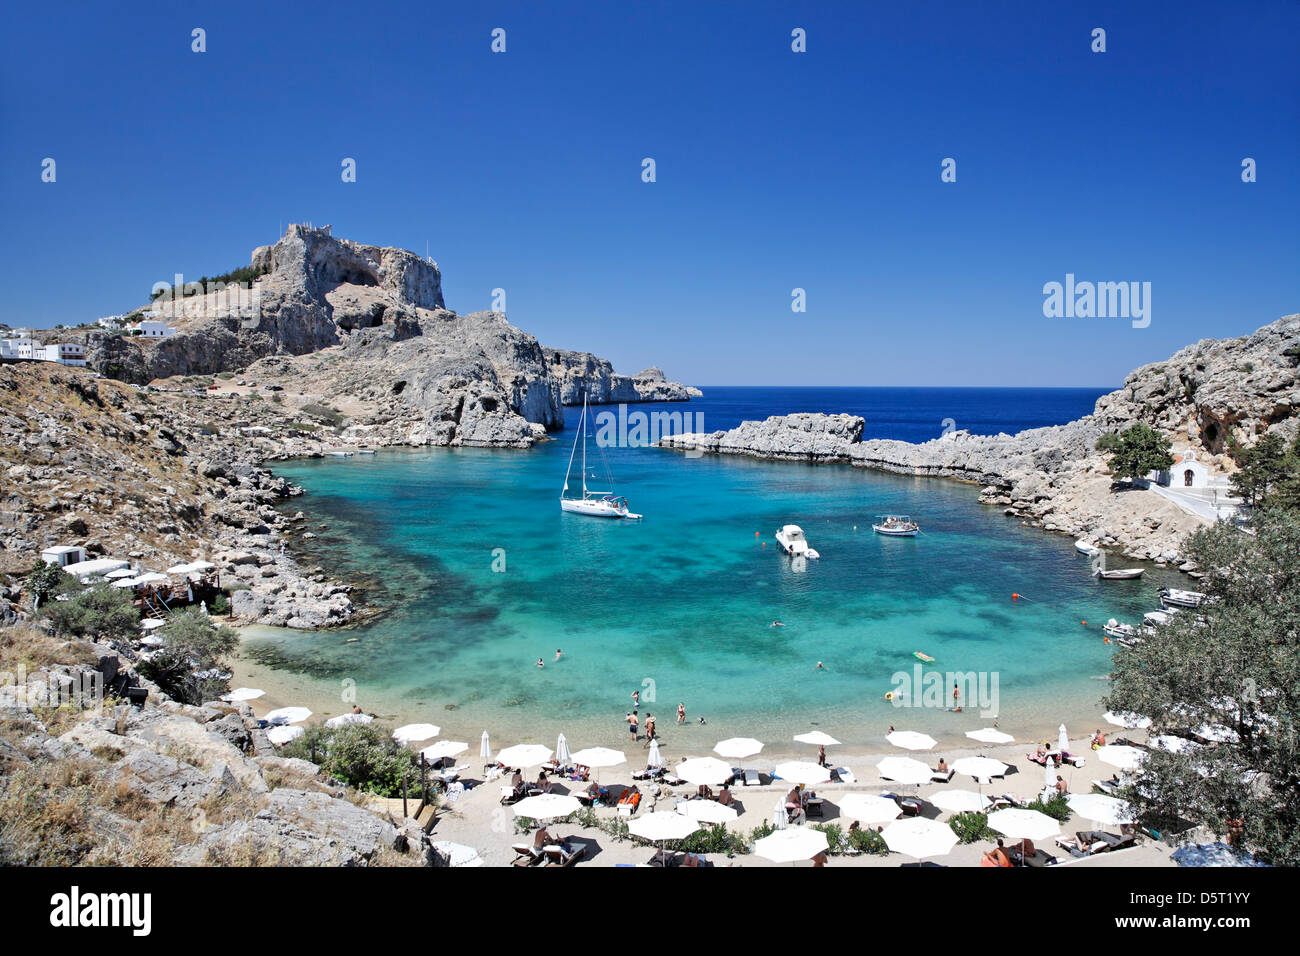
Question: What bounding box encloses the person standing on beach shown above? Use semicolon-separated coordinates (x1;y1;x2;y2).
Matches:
817;744;827;767
952;681;960;707
644;713;656;746
627;710;639;741
677;702;686;725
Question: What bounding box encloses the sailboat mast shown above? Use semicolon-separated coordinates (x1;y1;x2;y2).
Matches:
581;393;588;497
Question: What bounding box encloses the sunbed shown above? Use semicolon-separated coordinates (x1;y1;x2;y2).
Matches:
511;843;544;866
544;844;585;866
931;767;955;783
743;769;762;787
617;790;642;816
829;766;856;784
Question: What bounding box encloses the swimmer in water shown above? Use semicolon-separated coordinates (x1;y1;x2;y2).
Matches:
697;715;707;725
536;658;544;668
554;649;562;662
770;621;785;628
815;661;827;670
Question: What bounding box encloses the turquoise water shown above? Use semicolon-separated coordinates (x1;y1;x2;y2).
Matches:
242;424;1181;749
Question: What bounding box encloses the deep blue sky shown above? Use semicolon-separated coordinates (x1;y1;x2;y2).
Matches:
1;1;1296;386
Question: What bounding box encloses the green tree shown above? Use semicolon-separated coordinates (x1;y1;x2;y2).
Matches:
282;723;417;797
1229;432;1300;510
42;583;139;642
136;609;239;705
25;561;71;607
1105;509;1300;864
1101;423;1174;482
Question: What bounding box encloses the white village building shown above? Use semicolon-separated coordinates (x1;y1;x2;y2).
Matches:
130;320;178;338
41;545;88;567
37;343;86;366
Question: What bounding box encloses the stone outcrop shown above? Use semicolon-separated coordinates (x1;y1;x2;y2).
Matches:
66;225;695;448
544;349;702;404
660;315;1300;563
0;633;432;867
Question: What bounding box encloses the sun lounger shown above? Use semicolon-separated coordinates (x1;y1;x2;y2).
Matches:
829;766;856;784
662;773;685;786
500;785;524;805
805;795;824;818
1094;778;1122;796
617;791;642;816
1017;848;1058;867
648;849;679;867
544;844;585;867
511;843;544;866
931;768;955;783
631;767;664;781
743;769;761;787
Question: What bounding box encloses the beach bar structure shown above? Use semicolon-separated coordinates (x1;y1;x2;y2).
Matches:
61;558;131;583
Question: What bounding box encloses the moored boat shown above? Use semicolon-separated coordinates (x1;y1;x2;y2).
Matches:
1160;586;1208;609
774;524;820;559
1094;568;1144;580
873;514;919;536
1075;539;1100;556
560;394;642;520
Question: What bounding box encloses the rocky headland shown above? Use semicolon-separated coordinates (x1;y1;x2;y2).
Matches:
659;314;1300;564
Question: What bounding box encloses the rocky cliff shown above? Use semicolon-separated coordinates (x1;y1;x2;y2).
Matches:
544;348;703;404
660;314;1300;563
70;225;694;447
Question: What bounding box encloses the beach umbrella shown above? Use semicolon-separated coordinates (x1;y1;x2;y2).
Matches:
139;617;167;630
1044;755;1056;792
555;734;572;765
393;723;440;745
876;756;933;786
646;739;665;769
1152;734;1200;755
325;712;373;729
432;841;484;868
754;828;829;865
1068;794;1136;827
1104;711;1152;730
1097;745;1147;772
266;724;304;746
930;790;991;814
887;730;937;751
111;579;138;589
421;740;468;762
773;761;831;786
166;563;196;574
950;756;1008;784
107;568;137;579
221;687;264;702
679;800;738;825
264;706;311;725
513;793;582;821
568;747;627;769
188;560;215;571
713;737;763;760
793;731;840;747
881;817;957;861
966;727;1014;745
480;731;492;762
135;572;168;584
772;798;789;831
1058;724;1070;754
837;793;904;824
988;808;1060;843
139;635;165;647
496;744;553;769
629;811;700;845
676;757;734;786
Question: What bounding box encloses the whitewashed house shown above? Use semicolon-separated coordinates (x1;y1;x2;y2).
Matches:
41;545;87;567
62;557;130;582
37;343;86;366
131;320;178;338
1151;449;1211;489
0;332;38;360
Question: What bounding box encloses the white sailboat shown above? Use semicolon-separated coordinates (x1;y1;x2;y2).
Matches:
560;393;642;519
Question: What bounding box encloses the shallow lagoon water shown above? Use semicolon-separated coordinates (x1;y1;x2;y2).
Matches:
240;392;1180;750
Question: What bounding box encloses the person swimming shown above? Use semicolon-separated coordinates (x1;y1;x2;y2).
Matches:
536;658;544;668
815;661;827;670
554;648;562;662
770;621;785;627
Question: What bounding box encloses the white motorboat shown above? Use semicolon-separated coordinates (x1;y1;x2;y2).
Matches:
1094;568;1144;580
1160;587;1208;609
1075;540;1100;556
872;514;919;536
560;394;642;520
774;525;820;559
1103;618;1150;647
1144;609;1178;627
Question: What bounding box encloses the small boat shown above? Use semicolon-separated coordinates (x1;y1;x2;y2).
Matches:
1144;609;1178;627
1075;540;1100;556
1094;568;1144;580
1160;587;1207;609
357;448;376;455
326;450;354;458
560;394;642;519
873;514;919;536
1103;619;1149;646
775;525;820;559
913;651;935;663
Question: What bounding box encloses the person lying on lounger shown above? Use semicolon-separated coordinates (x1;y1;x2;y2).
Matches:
717;786;735;807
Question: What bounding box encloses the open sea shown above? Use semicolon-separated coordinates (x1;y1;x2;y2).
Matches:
238;386;1185;755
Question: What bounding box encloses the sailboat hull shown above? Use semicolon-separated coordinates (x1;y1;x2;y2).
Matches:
560;498;641;519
